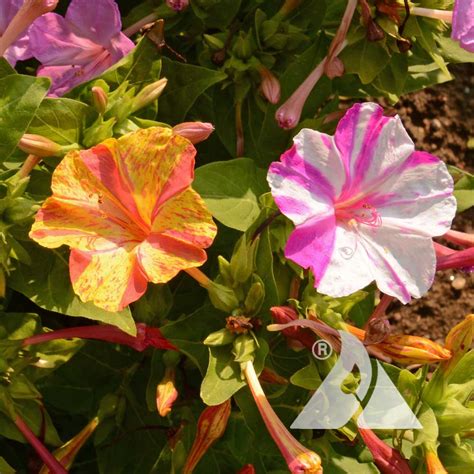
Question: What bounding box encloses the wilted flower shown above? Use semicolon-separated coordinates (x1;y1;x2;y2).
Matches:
39;418;99;473
30;127;217;311
270;306;317;350
173;122;215;144
22;322;177;351
243;360;322;473
183;400;231;474
268;102;456;303
29;0;134;96
0;0;57;64
156;367;179;417
358;426;412;474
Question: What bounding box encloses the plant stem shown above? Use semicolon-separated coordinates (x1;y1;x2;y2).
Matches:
411;7;453;23
123;12;159;37
14;414;67;474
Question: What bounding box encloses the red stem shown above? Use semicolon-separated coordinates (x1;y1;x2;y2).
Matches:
14;415;67;474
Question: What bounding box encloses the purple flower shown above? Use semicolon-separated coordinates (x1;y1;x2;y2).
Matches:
267;102;456;304
0;0;34;65
29;0;134;96
452;0;474;52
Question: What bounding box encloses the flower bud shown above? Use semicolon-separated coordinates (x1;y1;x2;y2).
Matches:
324;56;344;79
39;417;98;473
91;86;108;115
207;281;239;313
244;280;265;315
259;367;289;385
259;67;281;104
182;400;231;474
166;0;189;11
367;20;385;42
426;450;448;474
436;247;474;272
442;229;474;248
358;427;412;474
156;367;178;417
18;134;62;157
237;465;256;474
270;306;316;350
130;78;168;113
370;334;452;366
441;314;474;375
172;122;214;144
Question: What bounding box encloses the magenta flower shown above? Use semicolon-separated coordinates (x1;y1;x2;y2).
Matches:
0;0;33;65
29;0;134;96
452;0;474;52
268;102;456;304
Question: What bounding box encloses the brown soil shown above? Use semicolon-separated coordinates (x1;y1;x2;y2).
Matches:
387;64;473;342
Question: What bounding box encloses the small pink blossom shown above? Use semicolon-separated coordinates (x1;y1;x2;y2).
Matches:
166;0;189;11
29;0;134;96
268;102;456;304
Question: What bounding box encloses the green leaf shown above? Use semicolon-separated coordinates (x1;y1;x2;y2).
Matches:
453;173;474;212
436;35;474;63
159;57;226;123
290;360;322;390
191;0;242;29
340;39;391;84
0;457;15;474
27;97;92;145
0;75;49;165
194;158;268;231
201;339;268;406
8;245;136;335
413;403;438;449
0;312;40;340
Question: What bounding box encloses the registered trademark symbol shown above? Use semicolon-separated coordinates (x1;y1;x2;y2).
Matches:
312;340;333;360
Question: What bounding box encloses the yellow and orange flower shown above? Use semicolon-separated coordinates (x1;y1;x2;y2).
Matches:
30;127;217;311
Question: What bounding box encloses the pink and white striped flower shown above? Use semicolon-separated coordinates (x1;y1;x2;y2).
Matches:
267;102;456;303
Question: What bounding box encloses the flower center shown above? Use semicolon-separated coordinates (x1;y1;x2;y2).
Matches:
335;201;381;227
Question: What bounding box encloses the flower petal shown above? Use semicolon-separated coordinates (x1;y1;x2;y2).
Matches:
293;128;346;198
317;225;374;297
371;151;456;237
70;246;147;311
267;146;334;225
152;188;217;248
359;227;436;303
137;234;208;284
65;0;124;47
452;0;474;52
284;214;336;285
334;103;414;197
0;0;22;32
30;13;103;66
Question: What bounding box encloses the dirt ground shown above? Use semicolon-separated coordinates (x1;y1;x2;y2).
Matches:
387;63;473;342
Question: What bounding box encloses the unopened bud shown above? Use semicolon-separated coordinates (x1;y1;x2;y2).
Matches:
166;0;189;11
172;122;214;144
325;56;345;79
259;67;281;104
208;281;239;313
18;134;62;157
39;417;98;473
91;86;108;115
230;235;258;284
131;78;168;113
183;400;231;474
442;314;474;375
244;280;265;315
426;450;448;474
233;32;253;60
156;367;178;417
259;367;288;385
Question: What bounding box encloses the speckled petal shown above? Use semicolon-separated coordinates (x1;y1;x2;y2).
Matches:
70;246;147;311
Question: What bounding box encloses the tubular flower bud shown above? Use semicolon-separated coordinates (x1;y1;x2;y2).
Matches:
243;360;322;474
358;427;412;474
183;400;231;474
156;367;179;417
259;367;289;385
269;306;316;350
0;0;58;57
436;247;474;272
91;86;108;115
441;314;474;375
325;56;345;79
39;417;99;473
130;78;168;113
18;134;62;157
259;67;281;104
172;122;215;144
22;322;178;352
426;450;448;474
166;0;189;11
442;229;474;248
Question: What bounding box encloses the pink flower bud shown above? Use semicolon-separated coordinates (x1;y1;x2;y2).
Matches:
324;56;344;79
91;86;108;115
173;122;215;144
156;368;179;417
18;134;62;157
358;427;412;474
259;67;281;104
166;0;189;12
